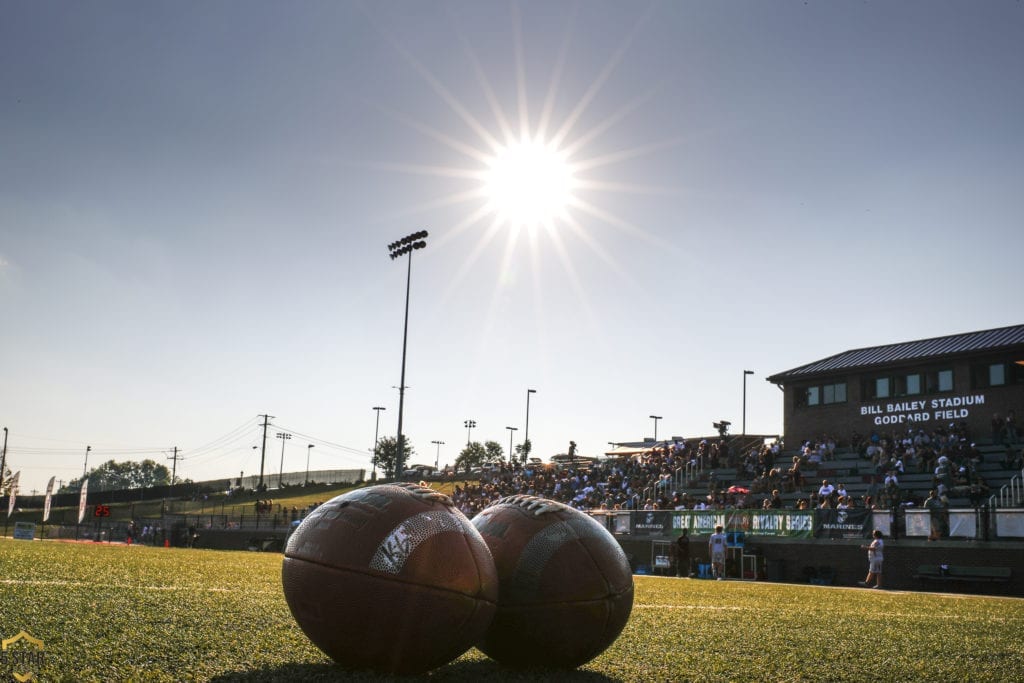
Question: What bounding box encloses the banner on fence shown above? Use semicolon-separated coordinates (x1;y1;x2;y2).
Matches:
995;510;1024;537
814;507;872;539
949;510;976;538
621;510;815;538
631;511;674;535
905;509;930;537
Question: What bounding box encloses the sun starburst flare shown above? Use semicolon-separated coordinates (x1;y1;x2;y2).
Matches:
481;137;576;229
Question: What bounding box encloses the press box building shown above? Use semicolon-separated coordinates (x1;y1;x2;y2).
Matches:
765;324;1024;443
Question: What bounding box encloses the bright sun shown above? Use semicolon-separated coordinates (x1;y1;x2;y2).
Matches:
483;137;576;228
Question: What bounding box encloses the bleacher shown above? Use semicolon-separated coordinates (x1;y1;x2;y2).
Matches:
669;440;1022;509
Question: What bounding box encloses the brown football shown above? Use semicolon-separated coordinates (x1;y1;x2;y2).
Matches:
471;495;634;669
282;482;498;675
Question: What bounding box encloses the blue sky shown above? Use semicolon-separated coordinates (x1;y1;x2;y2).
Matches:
2;1;1022;494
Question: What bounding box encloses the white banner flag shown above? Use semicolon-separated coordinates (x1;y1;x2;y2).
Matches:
78;478;89;524
6;471;20;518
43;476;56;522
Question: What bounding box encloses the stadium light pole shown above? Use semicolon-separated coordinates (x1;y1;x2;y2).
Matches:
275;432;291;488
431;440;445;471
464;419;476;445
82;445;91;479
743;370;755;435
372;406;386;479
0;426;7;491
523;388;537;463
388;230;428;478
506;426;518;463
305;444;315;486
649;415;662;442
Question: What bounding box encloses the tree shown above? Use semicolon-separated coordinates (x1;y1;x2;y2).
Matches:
515;439;532;462
373;436;414;479
454;441;487;473
60;459;171;493
483;440;504;463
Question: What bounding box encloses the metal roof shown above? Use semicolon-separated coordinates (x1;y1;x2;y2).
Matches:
767;324;1024;383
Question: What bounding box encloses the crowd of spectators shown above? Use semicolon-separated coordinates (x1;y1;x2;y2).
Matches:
447;438;780;518
446;420;1020;518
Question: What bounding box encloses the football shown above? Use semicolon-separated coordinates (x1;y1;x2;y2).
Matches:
281;482;498;675
471;495;635;669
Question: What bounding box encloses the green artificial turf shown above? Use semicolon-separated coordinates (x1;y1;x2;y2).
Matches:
0;538;1020;682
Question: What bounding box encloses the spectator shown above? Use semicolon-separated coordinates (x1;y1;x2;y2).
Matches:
924;489;944;541
1004;446;1022;470
818;480;835;498
992;413;1005;445
675;530;691;577
1006;410;1019;445
858;529;885;589
788;457;805;492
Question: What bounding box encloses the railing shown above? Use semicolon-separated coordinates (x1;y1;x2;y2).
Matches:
1012;473;1022;506
591;506;1024;540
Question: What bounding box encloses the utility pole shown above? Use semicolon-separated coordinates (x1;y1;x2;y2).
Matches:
0;427;7;491
168;447;179;485
372;406;386;480
524;389;537;463
305;444;315;487
258;414;273;491
83;445;91;479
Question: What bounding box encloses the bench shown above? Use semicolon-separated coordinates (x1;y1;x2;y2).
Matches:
913;564;1011;583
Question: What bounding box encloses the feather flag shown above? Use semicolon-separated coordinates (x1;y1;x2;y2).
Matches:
78;478;89;524
6;471;19;517
43;476;56;522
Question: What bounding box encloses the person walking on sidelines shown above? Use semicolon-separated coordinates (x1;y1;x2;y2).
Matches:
709;525;728;580
858;529;885;589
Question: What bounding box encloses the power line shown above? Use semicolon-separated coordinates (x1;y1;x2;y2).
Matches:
269;422;374;458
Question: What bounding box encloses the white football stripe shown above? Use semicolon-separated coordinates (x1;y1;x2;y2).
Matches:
369;511;467;574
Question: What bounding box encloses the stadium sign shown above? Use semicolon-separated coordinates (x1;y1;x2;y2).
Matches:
858;393;986;426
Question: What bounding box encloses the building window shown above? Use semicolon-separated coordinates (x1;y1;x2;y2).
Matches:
970;360;1024;389
798;382;846;408
875;377;890;399
905;373;921;395
823;382;847;404
926;369;953;393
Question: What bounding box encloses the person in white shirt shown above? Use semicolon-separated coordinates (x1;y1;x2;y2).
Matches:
859;529;885;589
708;525;728;580
818;480;835;498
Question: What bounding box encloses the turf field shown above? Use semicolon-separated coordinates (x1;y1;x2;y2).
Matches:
1;538;1021;682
